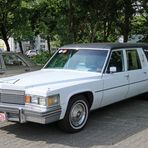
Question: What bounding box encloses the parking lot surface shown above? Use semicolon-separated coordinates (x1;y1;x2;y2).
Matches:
0;95;148;148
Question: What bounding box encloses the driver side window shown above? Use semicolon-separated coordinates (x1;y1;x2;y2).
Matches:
107;50;124;73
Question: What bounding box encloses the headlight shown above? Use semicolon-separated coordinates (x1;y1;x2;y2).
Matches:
31;96;39;104
39;97;46;106
25;95;60;107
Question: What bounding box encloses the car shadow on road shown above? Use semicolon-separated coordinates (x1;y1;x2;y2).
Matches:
1;94;148;147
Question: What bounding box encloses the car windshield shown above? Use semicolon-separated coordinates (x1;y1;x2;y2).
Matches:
45;49;108;72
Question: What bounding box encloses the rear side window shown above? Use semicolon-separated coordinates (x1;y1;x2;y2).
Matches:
126;49;141;70
143;48;148;61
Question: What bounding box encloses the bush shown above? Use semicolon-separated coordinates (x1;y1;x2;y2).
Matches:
31;51;52;65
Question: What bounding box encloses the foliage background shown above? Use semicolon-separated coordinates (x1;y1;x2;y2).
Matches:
0;0;147;54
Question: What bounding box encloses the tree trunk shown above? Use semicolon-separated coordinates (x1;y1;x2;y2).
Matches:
68;0;74;43
0;24;10;51
4;37;10;51
123;0;132;42
123;16;130;42
107;21;112;39
47;35;51;55
18;41;24;54
103;20;108;42
90;22;98;43
30;39;35;49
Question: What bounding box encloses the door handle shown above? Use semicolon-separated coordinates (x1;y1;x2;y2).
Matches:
144;71;147;74
125;74;129;78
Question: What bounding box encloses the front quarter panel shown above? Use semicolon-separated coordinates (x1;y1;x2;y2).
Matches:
46;78;103;119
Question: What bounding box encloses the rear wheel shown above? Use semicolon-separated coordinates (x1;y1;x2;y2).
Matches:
59;95;89;133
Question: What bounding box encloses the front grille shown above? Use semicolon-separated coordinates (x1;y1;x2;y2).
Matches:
0;89;25;105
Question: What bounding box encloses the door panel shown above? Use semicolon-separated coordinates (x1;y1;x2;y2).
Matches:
126;48;147;97
127;70;147;97
102;72;129;107
101;49;129;107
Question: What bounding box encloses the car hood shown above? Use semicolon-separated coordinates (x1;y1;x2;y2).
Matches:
0;69;101;89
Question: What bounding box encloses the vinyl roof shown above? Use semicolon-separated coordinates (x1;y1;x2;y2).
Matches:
60;42;148;50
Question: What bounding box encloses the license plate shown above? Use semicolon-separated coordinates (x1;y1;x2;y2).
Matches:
0;113;6;122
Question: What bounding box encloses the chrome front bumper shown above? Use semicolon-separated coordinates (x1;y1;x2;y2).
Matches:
0;103;61;124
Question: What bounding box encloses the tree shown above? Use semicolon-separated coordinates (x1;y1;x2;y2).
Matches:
137;0;148;41
0;0;23;51
12;4;36;54
26;0;63;54
0;0;147;54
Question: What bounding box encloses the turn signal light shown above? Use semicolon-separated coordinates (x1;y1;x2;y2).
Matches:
25;96;31;103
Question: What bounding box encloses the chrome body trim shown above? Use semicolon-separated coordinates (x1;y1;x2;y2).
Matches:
0;89;25;105
0;103;61;124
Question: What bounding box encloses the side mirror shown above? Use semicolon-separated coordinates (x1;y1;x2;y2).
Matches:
109;66;117;73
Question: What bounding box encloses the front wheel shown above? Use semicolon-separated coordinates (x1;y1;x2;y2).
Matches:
58;95;89;133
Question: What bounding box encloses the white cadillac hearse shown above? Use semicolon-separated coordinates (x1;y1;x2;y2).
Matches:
0;43;148;133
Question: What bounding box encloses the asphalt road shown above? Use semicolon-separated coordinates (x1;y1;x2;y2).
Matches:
0;94;148;148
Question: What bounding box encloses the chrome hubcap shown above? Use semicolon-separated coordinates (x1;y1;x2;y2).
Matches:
69;101;88;129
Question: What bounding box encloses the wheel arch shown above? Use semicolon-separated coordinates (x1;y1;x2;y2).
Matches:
68;91;94;109
59;91;94;132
